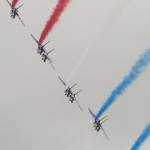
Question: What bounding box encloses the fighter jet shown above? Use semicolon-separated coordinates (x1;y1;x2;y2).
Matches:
6;0;25;26
30;34;55;70
58;76;83;111
88;108;109;140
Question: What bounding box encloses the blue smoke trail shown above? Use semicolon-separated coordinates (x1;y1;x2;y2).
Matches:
96;49;150;121
131;123;150;150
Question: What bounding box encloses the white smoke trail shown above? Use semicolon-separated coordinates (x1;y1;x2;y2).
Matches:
66;0;133;83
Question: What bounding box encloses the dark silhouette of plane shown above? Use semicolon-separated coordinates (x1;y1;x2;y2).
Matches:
58;76;83;111
88;108;109;140
6;0;25;26
30;34;55;70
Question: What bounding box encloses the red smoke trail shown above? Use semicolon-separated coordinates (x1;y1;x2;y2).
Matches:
12;0;19;9
39;0;70;45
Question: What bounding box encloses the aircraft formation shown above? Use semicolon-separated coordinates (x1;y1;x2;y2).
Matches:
5;0;109;140
4;0;150;148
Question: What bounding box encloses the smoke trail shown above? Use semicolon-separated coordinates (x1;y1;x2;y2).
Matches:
96;49;150;121
39;0;70;45
65;0;132;84
66;48;89;84
131;123;150;150
12;0;19;9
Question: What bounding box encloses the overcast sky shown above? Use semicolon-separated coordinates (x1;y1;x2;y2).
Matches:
0;0;150;149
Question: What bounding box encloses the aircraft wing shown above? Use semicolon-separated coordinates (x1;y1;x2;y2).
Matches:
30;34;39;45
6;0;12;8
88;108;96;119
58;76;66;86
101;125;109;140
75;98;83;112
16;13;25;26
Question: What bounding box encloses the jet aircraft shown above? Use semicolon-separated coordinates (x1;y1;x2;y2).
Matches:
88;108;109;140
30;34;55;70
58;76;83;111
6;0;25;26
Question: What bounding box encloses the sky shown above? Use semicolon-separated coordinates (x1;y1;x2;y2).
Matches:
0;0;150;149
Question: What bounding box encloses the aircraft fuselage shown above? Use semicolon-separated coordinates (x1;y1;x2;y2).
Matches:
94;120;102;132
10;9;17;18
64;88;72;97
41;52;49;62
64;88;76;103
